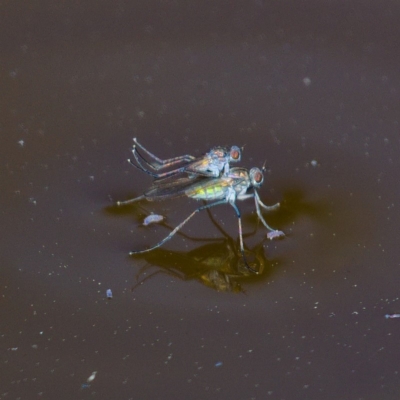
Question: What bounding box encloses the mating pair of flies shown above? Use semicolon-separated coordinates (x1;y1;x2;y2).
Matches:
117;138;284;272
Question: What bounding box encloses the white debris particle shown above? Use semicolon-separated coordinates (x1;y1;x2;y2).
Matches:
18;140;25;147
143;214;165;226
310;160;318;167
106;289;113;299
87;371;97;382
303;77;311;86
385;313;400;319
215;362;223;367
267;230;285;240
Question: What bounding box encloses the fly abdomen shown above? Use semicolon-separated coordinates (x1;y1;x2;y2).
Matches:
186;184;226;201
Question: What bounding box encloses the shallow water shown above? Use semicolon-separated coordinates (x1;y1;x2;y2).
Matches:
2;2;400;399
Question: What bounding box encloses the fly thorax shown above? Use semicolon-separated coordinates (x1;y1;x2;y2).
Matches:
208;164;221;177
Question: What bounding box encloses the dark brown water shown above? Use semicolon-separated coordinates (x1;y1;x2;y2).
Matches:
2;1;400;399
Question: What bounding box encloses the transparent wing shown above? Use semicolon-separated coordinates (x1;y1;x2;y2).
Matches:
144;174;207;200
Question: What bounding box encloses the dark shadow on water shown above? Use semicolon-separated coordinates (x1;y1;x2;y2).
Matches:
131;242;280;293
130;223;281;293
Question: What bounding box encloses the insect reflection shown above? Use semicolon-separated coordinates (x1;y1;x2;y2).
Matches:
131;210;278;293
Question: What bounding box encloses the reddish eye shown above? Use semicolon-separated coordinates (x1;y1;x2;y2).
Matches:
231;150;239;160
254;171;263;183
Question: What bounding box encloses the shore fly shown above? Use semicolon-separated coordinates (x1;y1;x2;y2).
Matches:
128;138;242;179
120;166;284;272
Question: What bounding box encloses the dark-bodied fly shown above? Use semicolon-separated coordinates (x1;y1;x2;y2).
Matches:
128;138;242;180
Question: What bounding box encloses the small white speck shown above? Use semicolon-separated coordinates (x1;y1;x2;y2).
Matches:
143;214;165;226
385;313;400;319
87;371;97;382
215;362;223;367
310;160;318;167
18;140;25;147
106;289;113;299
303;77;311;86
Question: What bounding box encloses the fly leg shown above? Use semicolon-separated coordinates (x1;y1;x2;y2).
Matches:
253;190;285;239
133;138;196;170
127;156;188;179
131;146;220;179
228;201;258;274
116;194;145;206
129;199;228;254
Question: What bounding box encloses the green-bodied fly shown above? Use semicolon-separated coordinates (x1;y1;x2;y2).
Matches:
119;166;284;272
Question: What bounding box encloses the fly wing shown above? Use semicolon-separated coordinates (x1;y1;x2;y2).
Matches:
144;173;207;200
184;156;223;177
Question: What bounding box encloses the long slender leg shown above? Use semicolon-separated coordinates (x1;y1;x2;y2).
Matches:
131;149;190;179
253;192;275;232
133;138;196;170
255;190;280;211
253;190;285;241
228;201;257;273
116;194;145;206
131;148;219;179
129;199;228;255
133;145;190;172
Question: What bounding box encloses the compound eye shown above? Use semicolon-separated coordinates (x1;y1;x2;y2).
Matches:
230;146;241;161
250;168;264;186
254;171;263;183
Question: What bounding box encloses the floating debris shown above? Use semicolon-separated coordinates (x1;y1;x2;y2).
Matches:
385;314;400;319
143;214;165;226
267;230;285;240
87;371;97;382
215;362;223;367
310;160;318;167
81;384;91;389
106;289;113;299
18;140;25;147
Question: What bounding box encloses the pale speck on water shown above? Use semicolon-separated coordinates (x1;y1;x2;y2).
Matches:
87;371;97;382
385;314;400;319
143;214;165;226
